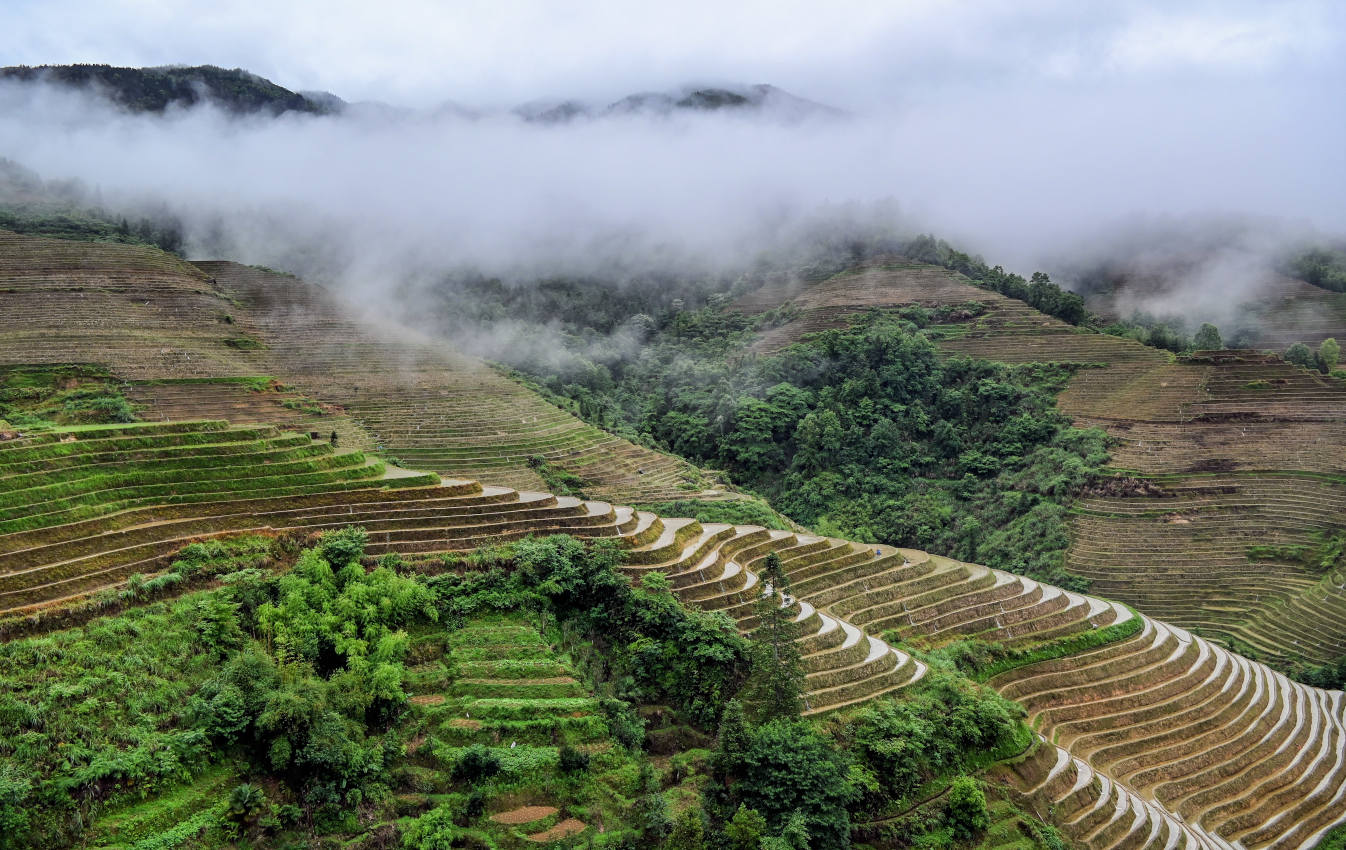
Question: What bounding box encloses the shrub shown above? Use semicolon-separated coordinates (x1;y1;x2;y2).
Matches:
317;525;368;567
451;745;502;784
945;775;988;841
558;744;590;773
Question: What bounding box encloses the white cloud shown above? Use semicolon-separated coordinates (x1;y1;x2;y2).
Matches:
1;0;1341;107
0;0;1343;335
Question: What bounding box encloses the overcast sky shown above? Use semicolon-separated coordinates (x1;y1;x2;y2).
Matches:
3;0;1344;108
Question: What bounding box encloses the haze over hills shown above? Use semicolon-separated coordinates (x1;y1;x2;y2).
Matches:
2;3;1346;845
0;64;844;124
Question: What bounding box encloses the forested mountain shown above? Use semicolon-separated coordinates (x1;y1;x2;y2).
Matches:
0;64;336;115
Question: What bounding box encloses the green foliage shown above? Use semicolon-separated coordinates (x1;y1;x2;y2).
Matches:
597;314;1103;588
1247;530;1345;573
558;744;591;773
0;766;33;850
316;525;370;569
1311;819;1346;850
0;595;228;846
223;336;266;350
0;159;185;252
1292;656;1346;691
1192;322;1224;350
633;770;673;842
527;455;591;498
400;802;466;850
740;554;805;722
1287;246;1346;293
833;672;1025;815
0;366;139;428
904;236;1089;325
1286;342;1316;369
1322;338;1341;372
946;775;988;841
180;530;440;818
0;64;329;116
724;805;769;850
1284;339;1343;375
512;536;751;727
917;607;1143;682
667;808;708;850
708;718;857;850
450;745;502;784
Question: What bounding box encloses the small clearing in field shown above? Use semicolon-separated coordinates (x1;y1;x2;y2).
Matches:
527;818;586;841
491;805;558;825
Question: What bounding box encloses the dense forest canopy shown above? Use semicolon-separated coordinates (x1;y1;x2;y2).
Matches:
506;307;1107;590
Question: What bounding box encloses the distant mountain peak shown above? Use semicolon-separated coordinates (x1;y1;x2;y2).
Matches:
0;63;340;116
520;82;847;124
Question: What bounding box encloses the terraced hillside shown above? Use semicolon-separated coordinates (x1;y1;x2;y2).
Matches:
0;230;266;378
1067;351;1346;667
192;261;704;500
0;229;704;501
0;420;439;613
1233;277;1346;350
1085;273;1346;351
402;611;613;844
733;262;1346;668
4;419;1345;847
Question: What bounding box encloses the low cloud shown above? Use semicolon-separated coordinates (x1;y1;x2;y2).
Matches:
0;46;1343;339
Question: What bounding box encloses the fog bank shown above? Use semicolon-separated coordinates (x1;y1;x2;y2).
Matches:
0;70;1343;326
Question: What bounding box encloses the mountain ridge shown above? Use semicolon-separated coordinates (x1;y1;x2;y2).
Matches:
0;63;846;123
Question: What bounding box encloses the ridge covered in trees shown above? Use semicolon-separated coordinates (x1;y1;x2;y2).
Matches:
0;64;334;116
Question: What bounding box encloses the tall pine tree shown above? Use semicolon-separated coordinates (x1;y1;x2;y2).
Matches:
741;552;805;721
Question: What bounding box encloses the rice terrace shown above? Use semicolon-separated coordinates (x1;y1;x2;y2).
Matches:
1;5;1346;850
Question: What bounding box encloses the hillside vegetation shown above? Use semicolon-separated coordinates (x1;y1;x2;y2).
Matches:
1;524;1049;850
508;304;1108;589
3;415;1345;847
1;229;1345;847
710;260;1346;682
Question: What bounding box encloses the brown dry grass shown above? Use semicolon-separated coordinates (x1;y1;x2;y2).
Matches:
527;818;586;841
491;805;558;825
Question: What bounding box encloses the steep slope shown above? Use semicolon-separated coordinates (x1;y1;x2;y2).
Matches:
195;261;704;499
1084;272;1346;352
733;261;1346;668
0;230;705;501
3;419;1343;848
0;230;263;378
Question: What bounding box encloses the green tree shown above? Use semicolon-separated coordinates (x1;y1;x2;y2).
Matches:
946;775;989;841
1192;323;1223;350
1286;343;1315;369
666;809;707;850
724;805;768;850
717;719;857;850
401;803;464;850
711;699;751;793
452;745;501;783
760;812;811;850
740;553;805;722
1321;338;1340;372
